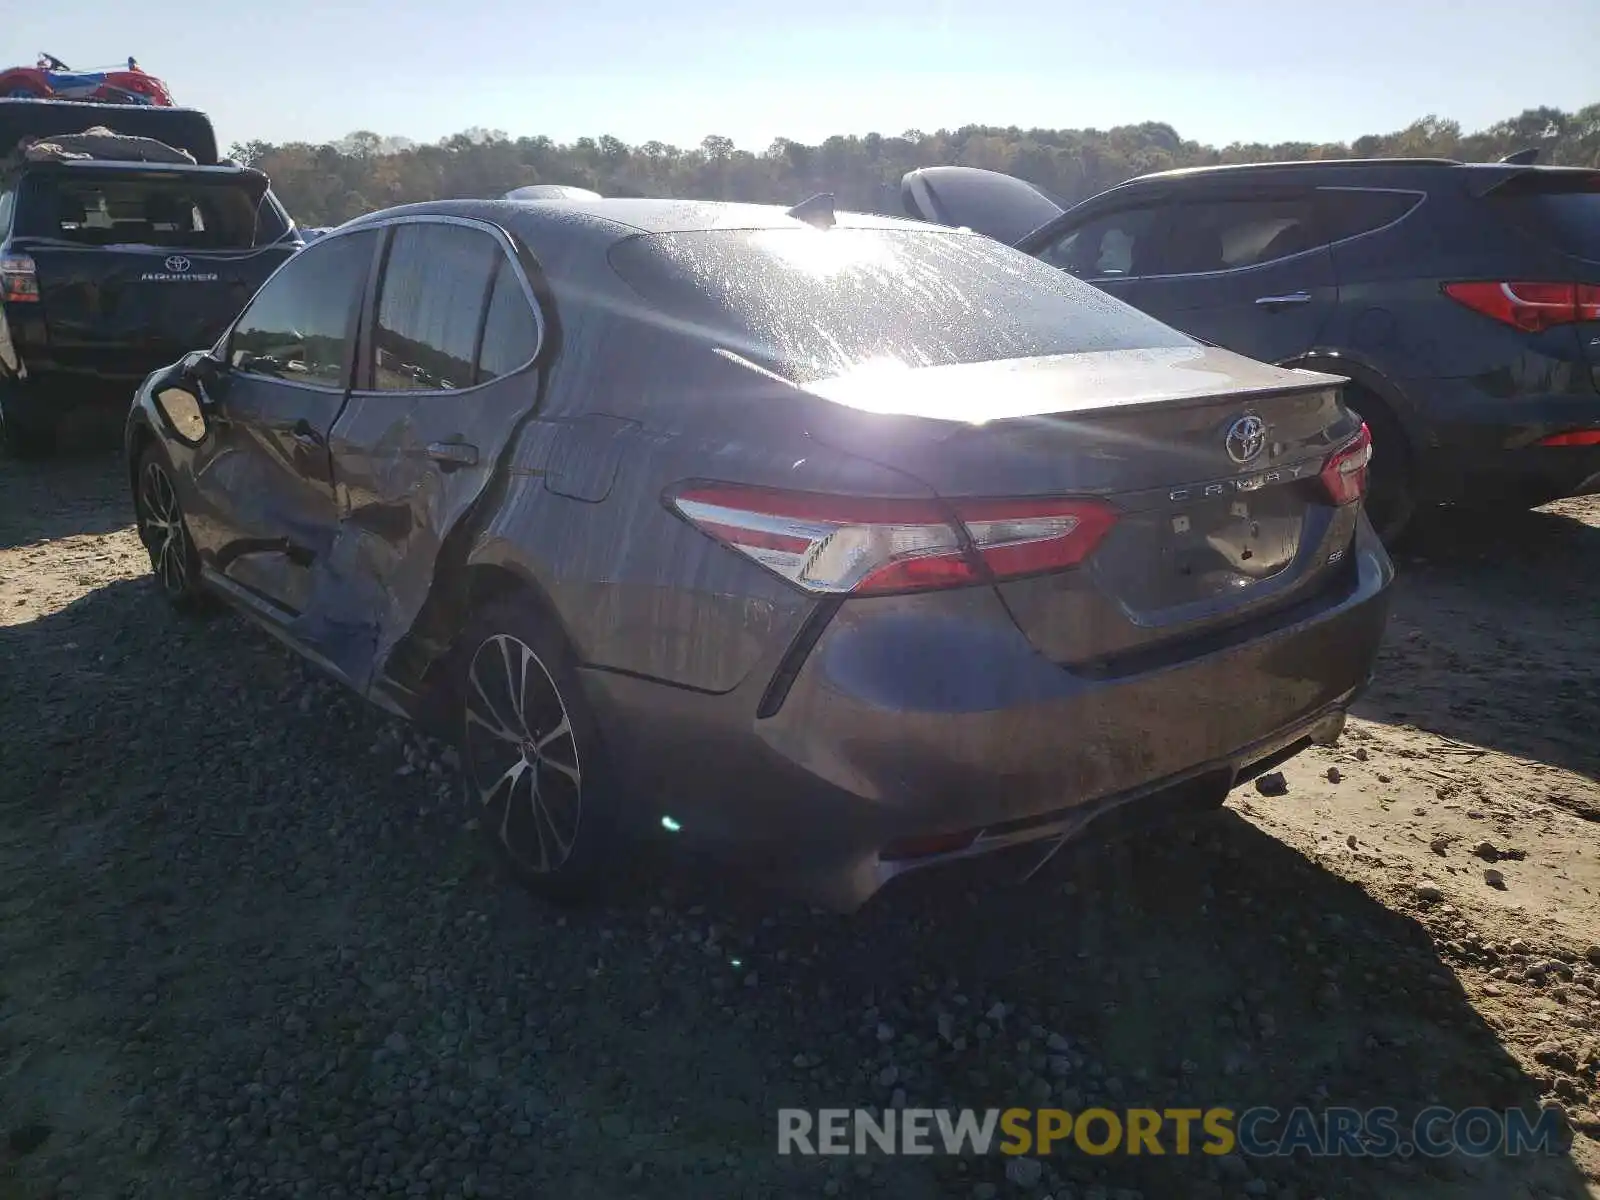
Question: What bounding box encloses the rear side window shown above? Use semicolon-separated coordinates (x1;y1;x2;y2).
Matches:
16;173;277;248
1152;195;1317;275
1317;189;1422;243
0;185;13;236
1492;182;1600;263
372;223;499;392
229;229;378;386
609;228;1193;385
476;263;541;381
1036;206;1163;279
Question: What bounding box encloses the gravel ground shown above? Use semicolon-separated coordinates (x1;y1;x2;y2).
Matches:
3;449;1599;1200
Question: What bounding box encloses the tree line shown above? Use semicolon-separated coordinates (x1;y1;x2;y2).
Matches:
230;104;1600;229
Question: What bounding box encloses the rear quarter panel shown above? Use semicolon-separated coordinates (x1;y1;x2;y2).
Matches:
465;305;939;694
1324;187;1592;397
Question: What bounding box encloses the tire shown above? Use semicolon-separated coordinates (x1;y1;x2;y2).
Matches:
133;444;210;613
449;597;623;903
1346;389;1415;546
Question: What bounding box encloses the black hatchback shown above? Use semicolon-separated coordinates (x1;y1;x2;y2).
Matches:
903;156;1600;539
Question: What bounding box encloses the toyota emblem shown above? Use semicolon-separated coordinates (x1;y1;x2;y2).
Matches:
1224;414;1267;465
164;255;191;273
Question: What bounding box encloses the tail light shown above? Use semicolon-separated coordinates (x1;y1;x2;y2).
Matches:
667;483;1119;596
1319;423;1372;506
1;254;38;303
1537;429;1600;447
1443;281;1600;333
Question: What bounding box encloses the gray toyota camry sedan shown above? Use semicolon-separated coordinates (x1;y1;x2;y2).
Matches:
126;195;1393;910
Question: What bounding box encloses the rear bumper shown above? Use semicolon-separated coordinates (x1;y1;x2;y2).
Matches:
581;516;1394;910
1407;378;1600;505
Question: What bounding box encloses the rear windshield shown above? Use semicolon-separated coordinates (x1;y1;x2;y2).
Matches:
1493;177;1600;263
16;173;287;249
608;227;1193;384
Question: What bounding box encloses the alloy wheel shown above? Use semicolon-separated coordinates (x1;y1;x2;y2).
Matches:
138;459;193;598
462;633;583;875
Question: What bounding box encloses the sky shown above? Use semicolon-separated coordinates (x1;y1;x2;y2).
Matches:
12;1;1598;153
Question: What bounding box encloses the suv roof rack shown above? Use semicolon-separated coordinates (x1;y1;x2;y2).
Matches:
1127;157;1464;186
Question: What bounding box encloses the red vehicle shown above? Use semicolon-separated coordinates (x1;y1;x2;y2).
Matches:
0;54;172;107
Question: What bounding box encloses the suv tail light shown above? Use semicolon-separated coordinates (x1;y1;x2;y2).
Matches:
1537;429;1600;447
1;254;38;303
1442;281;1600;333
667;484;1119;596
1319;423;1372;506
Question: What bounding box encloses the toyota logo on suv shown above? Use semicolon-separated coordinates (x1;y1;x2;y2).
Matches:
164;255;191;273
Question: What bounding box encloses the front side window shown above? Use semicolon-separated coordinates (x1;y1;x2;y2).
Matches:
1035;207;1163;279
371;223;500;392
228;229;378;387
1152;195;1318;275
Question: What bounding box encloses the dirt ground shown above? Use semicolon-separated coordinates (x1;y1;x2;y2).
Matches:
2;449;1599;1200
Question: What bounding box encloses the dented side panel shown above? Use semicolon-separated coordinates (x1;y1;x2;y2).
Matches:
460;307;947;695
292;373;541;693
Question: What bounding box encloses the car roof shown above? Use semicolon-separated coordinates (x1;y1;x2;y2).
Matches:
343;196;946;239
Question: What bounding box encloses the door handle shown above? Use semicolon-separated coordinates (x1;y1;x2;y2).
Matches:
290;419;322;449
426;441;479;469
1254;291;1312;309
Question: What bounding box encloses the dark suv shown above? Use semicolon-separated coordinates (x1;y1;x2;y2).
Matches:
0;99;301;456
903;157;1600;538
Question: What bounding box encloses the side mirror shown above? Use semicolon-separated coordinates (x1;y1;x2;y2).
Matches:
182;348;223;386
154;384;208;446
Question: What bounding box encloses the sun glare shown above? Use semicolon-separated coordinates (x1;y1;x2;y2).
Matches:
748;228;899;279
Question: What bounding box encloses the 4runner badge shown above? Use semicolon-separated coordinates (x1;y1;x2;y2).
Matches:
140;254;219;284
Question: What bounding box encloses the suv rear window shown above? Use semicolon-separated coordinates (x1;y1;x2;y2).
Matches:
16;173;286;248
609;227;1193;384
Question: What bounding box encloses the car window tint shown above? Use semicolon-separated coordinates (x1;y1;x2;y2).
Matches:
373;223;498;392
1318;189;1422;243
1036;207;1162;278
609;228;1194;386
1155;196;1317;275
476;261;541;382
228;229;377;386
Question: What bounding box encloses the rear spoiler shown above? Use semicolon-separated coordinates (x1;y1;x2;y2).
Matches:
1468;164;1600;200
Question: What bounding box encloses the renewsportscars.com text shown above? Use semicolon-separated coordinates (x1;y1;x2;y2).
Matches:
777;1106;1565;1158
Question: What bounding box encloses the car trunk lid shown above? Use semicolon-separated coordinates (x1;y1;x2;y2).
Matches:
21;242;289;372
900;165;1067;245
802;346;1364;666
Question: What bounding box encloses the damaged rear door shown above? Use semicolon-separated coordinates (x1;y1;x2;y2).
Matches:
298;216;547;698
